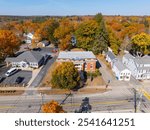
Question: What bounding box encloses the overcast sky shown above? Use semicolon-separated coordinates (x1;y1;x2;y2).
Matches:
0;0;150;16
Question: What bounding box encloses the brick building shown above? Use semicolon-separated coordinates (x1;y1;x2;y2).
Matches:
57;51;97;72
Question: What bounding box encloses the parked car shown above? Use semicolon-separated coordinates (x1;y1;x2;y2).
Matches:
32;47;41;51
5;68;18;77
44;54;52;65
15;77;24;84
0;76;5;83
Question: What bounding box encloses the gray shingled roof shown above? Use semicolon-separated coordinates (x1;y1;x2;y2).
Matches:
58;51;96;60
124;53;134;59
113;60;128;71
107;51;116;60
5;51;43;63
135;57;150;65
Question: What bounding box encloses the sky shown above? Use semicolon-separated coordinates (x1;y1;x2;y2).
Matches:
0;0;150;16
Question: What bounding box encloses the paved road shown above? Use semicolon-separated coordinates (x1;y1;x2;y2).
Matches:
0;87;149;113
98;59;113;84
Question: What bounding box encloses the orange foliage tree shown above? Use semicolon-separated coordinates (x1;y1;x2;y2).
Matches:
42;100;65;113
0;30;21;60
54;19;74;50
34;19;58;43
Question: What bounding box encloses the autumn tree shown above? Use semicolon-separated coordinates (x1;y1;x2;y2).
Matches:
42;100;65;113
75;20;98;51
23;20;39;33
34;19;59;43
108;28;121;55
54;19;74;50
51;62;80;90
0;30;21;60
131;32;150;55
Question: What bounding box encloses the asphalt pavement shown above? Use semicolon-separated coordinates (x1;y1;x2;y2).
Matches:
25;56;57;95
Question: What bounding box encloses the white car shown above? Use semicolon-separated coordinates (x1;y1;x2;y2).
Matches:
5;68;18;77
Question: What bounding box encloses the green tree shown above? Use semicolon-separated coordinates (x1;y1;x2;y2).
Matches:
93;13;109;54
75;20;98;51
131;32;150;54
51;62;80;89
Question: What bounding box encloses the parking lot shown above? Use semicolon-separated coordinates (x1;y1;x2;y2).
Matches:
0;67;32;86
0;47;57;87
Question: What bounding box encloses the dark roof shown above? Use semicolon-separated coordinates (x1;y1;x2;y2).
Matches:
5;51;44;63
107;51;116;60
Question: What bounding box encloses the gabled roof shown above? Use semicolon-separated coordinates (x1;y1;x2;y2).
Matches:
5;51;43;63
135;58;150;65
58;51;96;60
113;60;129;72
123;53;134;59
107;51;116;60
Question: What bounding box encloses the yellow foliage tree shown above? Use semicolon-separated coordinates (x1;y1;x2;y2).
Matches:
42;100;65;113
131;32;150;54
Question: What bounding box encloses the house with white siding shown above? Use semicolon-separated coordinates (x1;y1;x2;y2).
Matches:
5;51;45;70
106;51;117;66
112;60;131;81
106;50;131;81
24;32;39;44
123;53;150;80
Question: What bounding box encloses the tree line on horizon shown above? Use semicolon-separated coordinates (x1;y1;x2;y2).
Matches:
0;13;150;62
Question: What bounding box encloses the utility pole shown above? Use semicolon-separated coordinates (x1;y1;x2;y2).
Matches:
134;89;137;113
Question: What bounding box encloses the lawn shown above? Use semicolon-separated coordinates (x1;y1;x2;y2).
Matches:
84;75;105;87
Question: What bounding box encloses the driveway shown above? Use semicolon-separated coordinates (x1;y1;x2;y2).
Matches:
25;56;57;95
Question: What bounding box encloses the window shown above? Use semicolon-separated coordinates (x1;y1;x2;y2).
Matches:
90;64;93;69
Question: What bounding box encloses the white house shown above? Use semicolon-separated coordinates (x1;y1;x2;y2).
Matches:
5;51;45;70
106;51;117;66
112;60;131;81
123;53;150;80
24;32;39;44
71;35;77;46
37;40;50;47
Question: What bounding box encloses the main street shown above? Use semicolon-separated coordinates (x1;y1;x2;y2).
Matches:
0;86;150;113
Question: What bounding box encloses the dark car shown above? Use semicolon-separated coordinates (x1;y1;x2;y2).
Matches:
44;54;52;65
15;77;24;84
0;77;5;83
32;48;41;51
